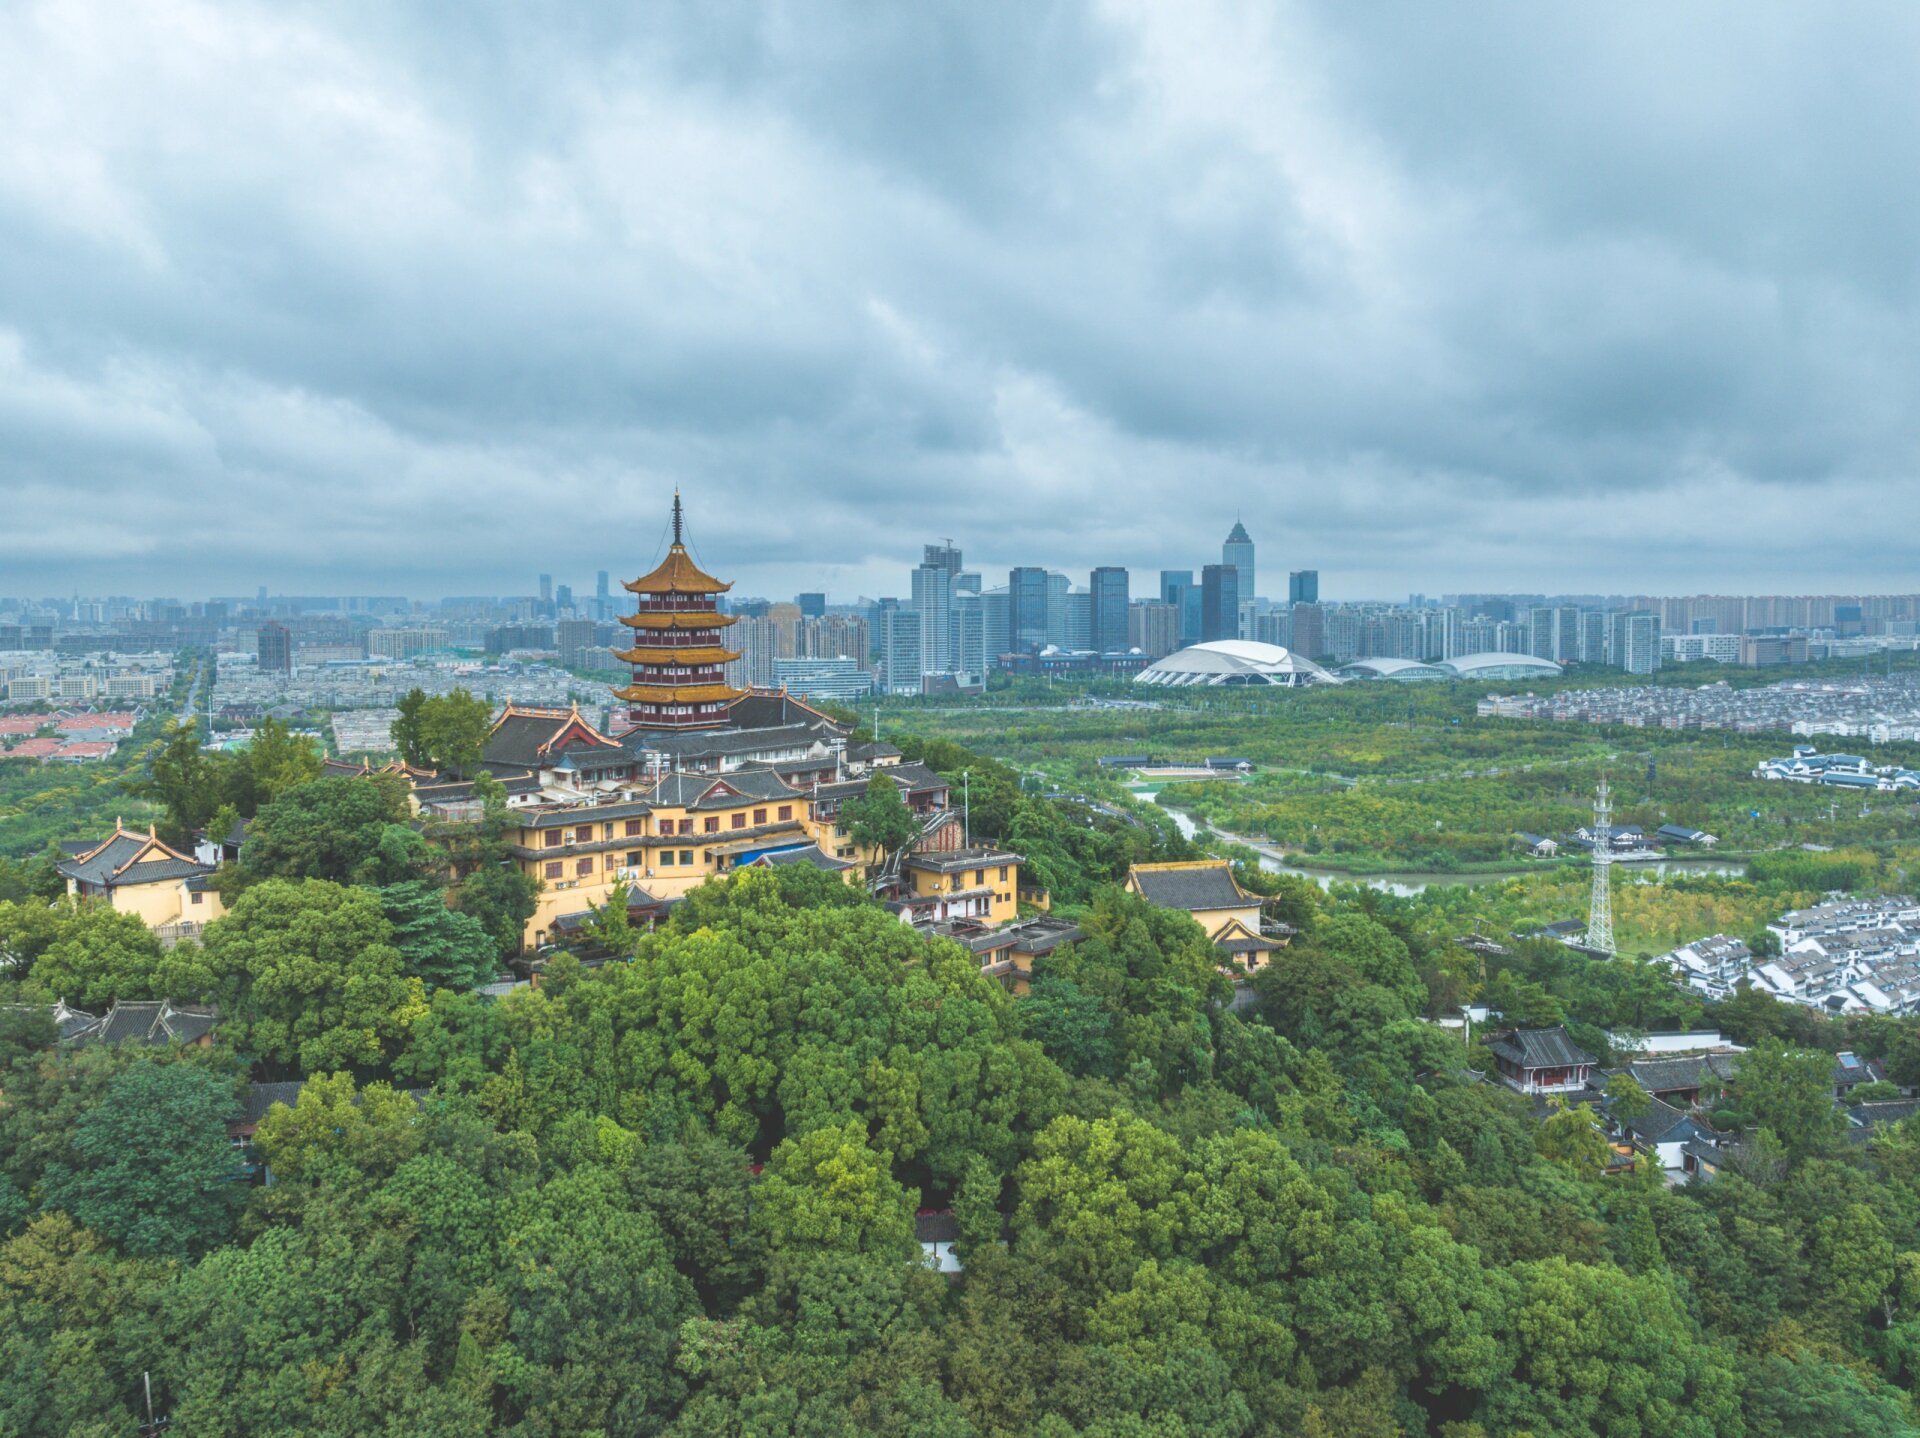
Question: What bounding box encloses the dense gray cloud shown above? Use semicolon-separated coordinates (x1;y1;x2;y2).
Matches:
2;0;1918;602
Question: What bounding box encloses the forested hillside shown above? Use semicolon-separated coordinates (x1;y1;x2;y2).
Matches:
2;733;1919;1436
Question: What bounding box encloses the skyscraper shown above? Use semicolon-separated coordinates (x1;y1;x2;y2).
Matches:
1200;564;1240;643
914;542;964;673
1223;521;1255;603
1090;567;1130;653
539;573;553;609
797;592;826;618
257;622;292;675
1010;568;1049;652
595;570;610;621
878;608;924;694
1044;571;1071;648
1160;570;1201;645
1288;570;1318;605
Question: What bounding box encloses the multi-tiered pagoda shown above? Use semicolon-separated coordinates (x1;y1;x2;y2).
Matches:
612;494;745;731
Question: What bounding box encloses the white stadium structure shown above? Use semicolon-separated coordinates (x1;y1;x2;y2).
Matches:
1134;640;1337;688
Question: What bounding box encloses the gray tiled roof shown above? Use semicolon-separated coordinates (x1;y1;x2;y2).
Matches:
631;723;824;760
905;847;1022;875
56;833;213;888
1627;1054;1741;1094
73;1001;220;1047
481;712;576;767
1130;864;1248;912
647;769;800;809
751;844;852;871
1488;1027;1597;1070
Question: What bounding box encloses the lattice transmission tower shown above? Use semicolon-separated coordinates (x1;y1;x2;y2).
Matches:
1585;776;1615;955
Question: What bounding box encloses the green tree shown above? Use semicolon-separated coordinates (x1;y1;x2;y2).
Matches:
844;772;916;857
953;1154;1003;1259
14;901;167;1007
392;686;430;768
241;774;414;884
1535;1097;1611;1181
627;1134;763;1308
232;715;322;813
417;689;493;779
1738;1038;1842;1161
379;881;497;991
136;718;224;843
187;879;427;1073
751;1121;917;1262
39;1059;246;1258
1606;1071;1653;1125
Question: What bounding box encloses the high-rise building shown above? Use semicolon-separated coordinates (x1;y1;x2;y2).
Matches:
771;656;873;701
1253;609;1292;649
877;608;924;694
594;570;611;621
797;592;826;618
980;587;1012;664
538;574;553;611
951;593;986;677
914;542;964;673
1010;568;1049;652
555;583;574;613
1223;521;1255;603
1200;564;1240;643
1044;572;1072;648
1288;570;1319;605
612;494;745;730
1160;571;1201;645
1090;567;1130;654
1289;603;1324;660
557;619;601;669
1063;588;1091;650
1128;600;1180;658
911;565;952;672
367;627;450;660
1609;610;1661;675
257;622;292;675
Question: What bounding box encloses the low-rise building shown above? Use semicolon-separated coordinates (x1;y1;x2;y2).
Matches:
1124;860;1284;973
55;823;226;931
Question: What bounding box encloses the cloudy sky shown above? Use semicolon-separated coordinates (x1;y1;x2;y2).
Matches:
4;1;1919;604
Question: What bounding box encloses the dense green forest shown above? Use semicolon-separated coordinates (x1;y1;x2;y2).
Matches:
4;714;1920;1434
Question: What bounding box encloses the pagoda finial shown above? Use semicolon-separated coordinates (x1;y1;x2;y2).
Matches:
672;490;684;547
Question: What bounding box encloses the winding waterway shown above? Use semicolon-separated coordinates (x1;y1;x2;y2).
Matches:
1139;790;1748;896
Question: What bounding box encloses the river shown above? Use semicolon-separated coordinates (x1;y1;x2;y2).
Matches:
1138;790;1748;896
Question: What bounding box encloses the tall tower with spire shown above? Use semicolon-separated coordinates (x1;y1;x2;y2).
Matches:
1585;776;1615;955
1223;519;1255;607
611;493;745;731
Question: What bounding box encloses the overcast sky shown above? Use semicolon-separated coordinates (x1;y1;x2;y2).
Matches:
5;2;1920;605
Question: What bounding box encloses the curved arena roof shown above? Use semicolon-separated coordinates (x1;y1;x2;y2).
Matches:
1440;651;1563;680
1135;640;1337;688
1339;657;1450;681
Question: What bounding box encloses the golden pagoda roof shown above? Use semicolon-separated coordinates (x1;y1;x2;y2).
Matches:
619;610;739;631
613;644;741;667
612;681;747;706
623;544;729;597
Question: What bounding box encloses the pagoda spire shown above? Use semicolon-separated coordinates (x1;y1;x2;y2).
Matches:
672;489;684;546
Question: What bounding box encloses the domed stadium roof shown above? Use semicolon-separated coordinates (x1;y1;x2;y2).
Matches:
1440;651;1563;680
1135;640;1336;688
1338;658;1450;681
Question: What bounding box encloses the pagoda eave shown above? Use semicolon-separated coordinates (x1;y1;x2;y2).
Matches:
619;611;741;631
613;682;747;705
613;645;741;667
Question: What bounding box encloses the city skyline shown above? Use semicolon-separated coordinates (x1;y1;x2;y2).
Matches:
6;5;1920;598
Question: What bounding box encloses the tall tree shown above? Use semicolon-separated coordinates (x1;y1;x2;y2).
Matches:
39;1060;246;1259
418;689;493;779
186;879;427;1073
379;881;498;991
241;774;415;884
136;718;224;843
391;686;430;768
844;773;916;857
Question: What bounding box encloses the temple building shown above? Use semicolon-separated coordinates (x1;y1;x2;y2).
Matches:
362;494;1037;955
612;493;745;731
